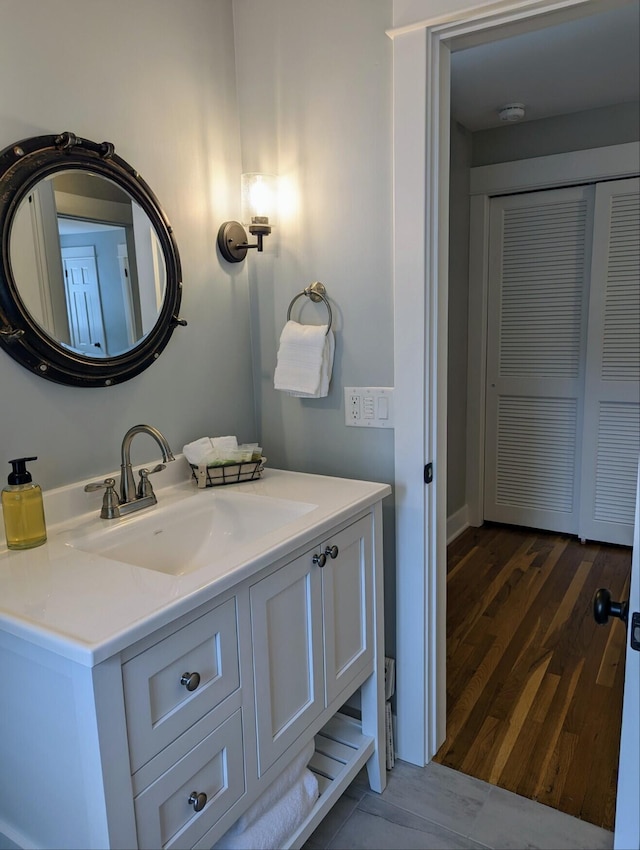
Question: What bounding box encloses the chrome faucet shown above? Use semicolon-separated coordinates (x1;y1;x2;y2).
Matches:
120;424;175;503
85;424;175;519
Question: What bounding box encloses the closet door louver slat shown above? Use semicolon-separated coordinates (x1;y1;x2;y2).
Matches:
579;178;640;546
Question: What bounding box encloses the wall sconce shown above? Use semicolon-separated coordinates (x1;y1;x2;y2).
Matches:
218;173;277;263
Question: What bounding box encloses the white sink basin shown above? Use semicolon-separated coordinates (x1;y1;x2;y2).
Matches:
65;490;318;576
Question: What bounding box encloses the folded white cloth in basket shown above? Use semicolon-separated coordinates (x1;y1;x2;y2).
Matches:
274;321;335;398
182;437;215;465
214;767;319;850
183;436;238;466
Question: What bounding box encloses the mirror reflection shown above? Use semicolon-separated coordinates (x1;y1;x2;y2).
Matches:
10;170;166;358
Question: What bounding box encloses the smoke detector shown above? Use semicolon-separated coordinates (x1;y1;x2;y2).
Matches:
498;103;526;122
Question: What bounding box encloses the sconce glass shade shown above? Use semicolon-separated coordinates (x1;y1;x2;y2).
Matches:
217;173;277;263
241;173;277;226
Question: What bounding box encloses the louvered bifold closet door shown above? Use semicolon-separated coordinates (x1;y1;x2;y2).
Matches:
578;178;640;546
484;186;594;534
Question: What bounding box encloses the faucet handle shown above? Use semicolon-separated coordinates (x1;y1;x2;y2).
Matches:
84;478;120;519
137;464;166;498
84;477;117;493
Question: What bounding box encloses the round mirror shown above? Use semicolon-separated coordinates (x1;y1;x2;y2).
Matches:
0;132;185;386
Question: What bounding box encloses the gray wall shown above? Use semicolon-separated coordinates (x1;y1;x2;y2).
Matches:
0;0;255;488
472;101;640;166
232;0;396;652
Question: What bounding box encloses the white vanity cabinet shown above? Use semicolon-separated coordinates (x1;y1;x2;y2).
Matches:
0;471;388;850
250;515;373;775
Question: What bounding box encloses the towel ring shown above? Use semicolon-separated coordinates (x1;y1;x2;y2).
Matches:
286;282;332;335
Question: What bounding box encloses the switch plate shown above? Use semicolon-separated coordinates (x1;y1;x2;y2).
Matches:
344;387;394;428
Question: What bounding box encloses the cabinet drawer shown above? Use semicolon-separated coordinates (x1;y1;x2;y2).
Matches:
134;709;245;850
123;598;240;771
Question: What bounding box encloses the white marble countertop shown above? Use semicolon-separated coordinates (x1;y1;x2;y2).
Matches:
0;458;390;667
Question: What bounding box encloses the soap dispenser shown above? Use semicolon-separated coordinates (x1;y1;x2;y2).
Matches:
2;457;47;550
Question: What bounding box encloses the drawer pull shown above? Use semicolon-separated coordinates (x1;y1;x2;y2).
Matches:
180;671;201;692
312;552;326;568
325;544;339;559
188;791;207;812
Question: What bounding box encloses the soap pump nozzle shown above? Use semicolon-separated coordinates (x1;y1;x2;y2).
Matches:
8;457;37;485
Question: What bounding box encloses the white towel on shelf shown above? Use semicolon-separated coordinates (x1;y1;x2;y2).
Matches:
274;321;335;398
231;742;315;834
214;768;319;850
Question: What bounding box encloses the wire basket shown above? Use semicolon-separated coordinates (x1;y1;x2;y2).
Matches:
190;458;266;489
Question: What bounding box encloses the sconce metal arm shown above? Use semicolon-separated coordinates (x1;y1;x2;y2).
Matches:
218;218;271;263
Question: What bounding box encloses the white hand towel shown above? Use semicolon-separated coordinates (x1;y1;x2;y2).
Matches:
274;321;334;398
214;768;319;850
287;328;335;399
230;742;315;834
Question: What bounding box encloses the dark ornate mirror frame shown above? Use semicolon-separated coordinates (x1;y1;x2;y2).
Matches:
0;131;186;387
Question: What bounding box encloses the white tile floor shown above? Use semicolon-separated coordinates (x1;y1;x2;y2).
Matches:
304;761;614;850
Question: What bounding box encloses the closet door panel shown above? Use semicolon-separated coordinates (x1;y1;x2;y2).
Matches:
579;178;640;545
484;186;594;534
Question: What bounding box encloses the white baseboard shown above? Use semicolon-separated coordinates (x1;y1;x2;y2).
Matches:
447;504;469;544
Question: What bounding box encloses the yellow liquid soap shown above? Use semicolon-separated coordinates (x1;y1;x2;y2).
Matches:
2;484;47;550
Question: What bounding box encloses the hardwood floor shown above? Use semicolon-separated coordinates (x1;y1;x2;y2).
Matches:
434;523;631;831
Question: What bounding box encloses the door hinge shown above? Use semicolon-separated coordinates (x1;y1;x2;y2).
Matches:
424;462;433;484
631;612;640;652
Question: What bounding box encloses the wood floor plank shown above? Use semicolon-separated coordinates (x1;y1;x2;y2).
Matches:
525;656;585;801
459;714;502;777
536;729;579;811
488;652;552;786
436;523;630;831
542;559;592;644
529;671;561;723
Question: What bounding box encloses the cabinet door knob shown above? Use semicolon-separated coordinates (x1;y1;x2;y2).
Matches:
325;545;339;559
180;671;201;691
312;552;327;568
188;791;207;812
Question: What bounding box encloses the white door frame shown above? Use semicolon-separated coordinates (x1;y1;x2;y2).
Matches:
466;144;640;527
388;0;625;767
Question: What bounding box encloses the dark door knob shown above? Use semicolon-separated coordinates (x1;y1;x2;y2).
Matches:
593;588;629;626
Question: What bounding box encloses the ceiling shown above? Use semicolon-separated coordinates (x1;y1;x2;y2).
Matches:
450;2;640;131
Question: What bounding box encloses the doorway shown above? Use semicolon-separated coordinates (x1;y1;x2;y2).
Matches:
389;0;639;834
60;245;107;356
440;4;637;831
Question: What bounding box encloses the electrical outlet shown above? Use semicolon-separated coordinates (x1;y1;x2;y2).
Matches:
349;393;361;421
344;387;394;428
